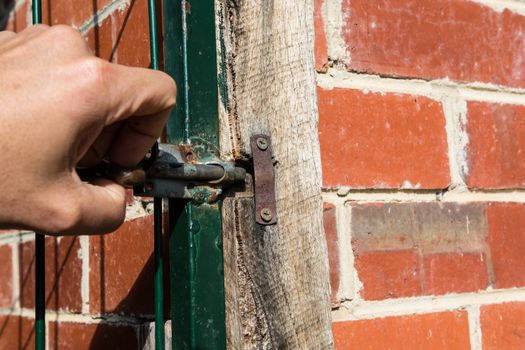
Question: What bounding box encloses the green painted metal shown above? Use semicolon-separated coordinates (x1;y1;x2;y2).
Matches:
32;2;45;350
167;201;225;350
153;198;165;350
147;0;165;348
32;0;41;23
147;0;160;71
164;0;226;349
35;234;45;350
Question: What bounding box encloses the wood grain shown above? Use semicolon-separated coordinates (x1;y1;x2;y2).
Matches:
218;1;334;348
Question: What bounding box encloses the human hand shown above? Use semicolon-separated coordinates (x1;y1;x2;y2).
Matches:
0;25;176;235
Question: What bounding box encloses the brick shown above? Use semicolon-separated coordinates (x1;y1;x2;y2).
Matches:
20;236;82;312
5;0;149;67
487;203;525;289
41;0;113;27
30;0;149;68
423;253;489;295
0;316;35;349
83;11;115;61
49;321;138;350
354;250;421;300
342;0;525;88
351;202;487;255
351;202;490;298
90;215;155;315
112;0;150;68
314;0;328;72
318;88;449;188
333;311;470;350
481;302;525;350
83;0;150;66
0;245;12;308
323;203;340;307
5;1;28;32
466;102;525;189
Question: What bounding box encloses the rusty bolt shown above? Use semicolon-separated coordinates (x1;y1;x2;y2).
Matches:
185;152;195;162
260;208;273;222
256;137;268;151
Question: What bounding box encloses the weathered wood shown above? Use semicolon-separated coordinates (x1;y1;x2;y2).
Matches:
218;1;334;348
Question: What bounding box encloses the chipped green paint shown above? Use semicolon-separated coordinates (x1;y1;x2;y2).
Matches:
163;0;226;349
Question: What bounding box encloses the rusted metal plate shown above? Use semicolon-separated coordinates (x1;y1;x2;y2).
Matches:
250;134;277;225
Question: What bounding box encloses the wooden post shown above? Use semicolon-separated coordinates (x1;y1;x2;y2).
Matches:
217;1;334;348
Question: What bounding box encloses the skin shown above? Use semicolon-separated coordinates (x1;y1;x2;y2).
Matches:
0;25;176;236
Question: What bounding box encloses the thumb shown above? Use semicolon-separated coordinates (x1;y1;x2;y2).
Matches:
64;178;126;235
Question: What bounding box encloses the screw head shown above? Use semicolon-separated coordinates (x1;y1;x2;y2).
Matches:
256;137;268;151
260;208;273;222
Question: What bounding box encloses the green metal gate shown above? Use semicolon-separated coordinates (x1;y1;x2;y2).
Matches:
164;0;226;348
32;0;227;349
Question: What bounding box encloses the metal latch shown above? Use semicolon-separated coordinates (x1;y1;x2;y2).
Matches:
133;143;246;204
79;143;245;205
79;136;277;224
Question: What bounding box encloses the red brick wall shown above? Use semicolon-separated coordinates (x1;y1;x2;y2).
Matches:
316;0;525;349
3;0;525;349
2;1;157;348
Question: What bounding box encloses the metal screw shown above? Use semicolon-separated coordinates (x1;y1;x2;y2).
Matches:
260;208;273;222
256;137;268;151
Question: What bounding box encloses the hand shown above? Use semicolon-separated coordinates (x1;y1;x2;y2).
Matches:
0;25;176;235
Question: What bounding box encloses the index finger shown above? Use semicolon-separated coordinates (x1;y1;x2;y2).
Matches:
106;63;177;121
104;63;176;167
108;111;170;167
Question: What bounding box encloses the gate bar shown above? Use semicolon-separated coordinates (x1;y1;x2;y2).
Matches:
35;234;45;350
163;0;227;347
32;0;46;349
147;0;165;348
153;198;165;350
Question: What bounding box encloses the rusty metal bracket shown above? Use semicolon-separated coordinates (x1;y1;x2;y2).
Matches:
251;134;277;225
